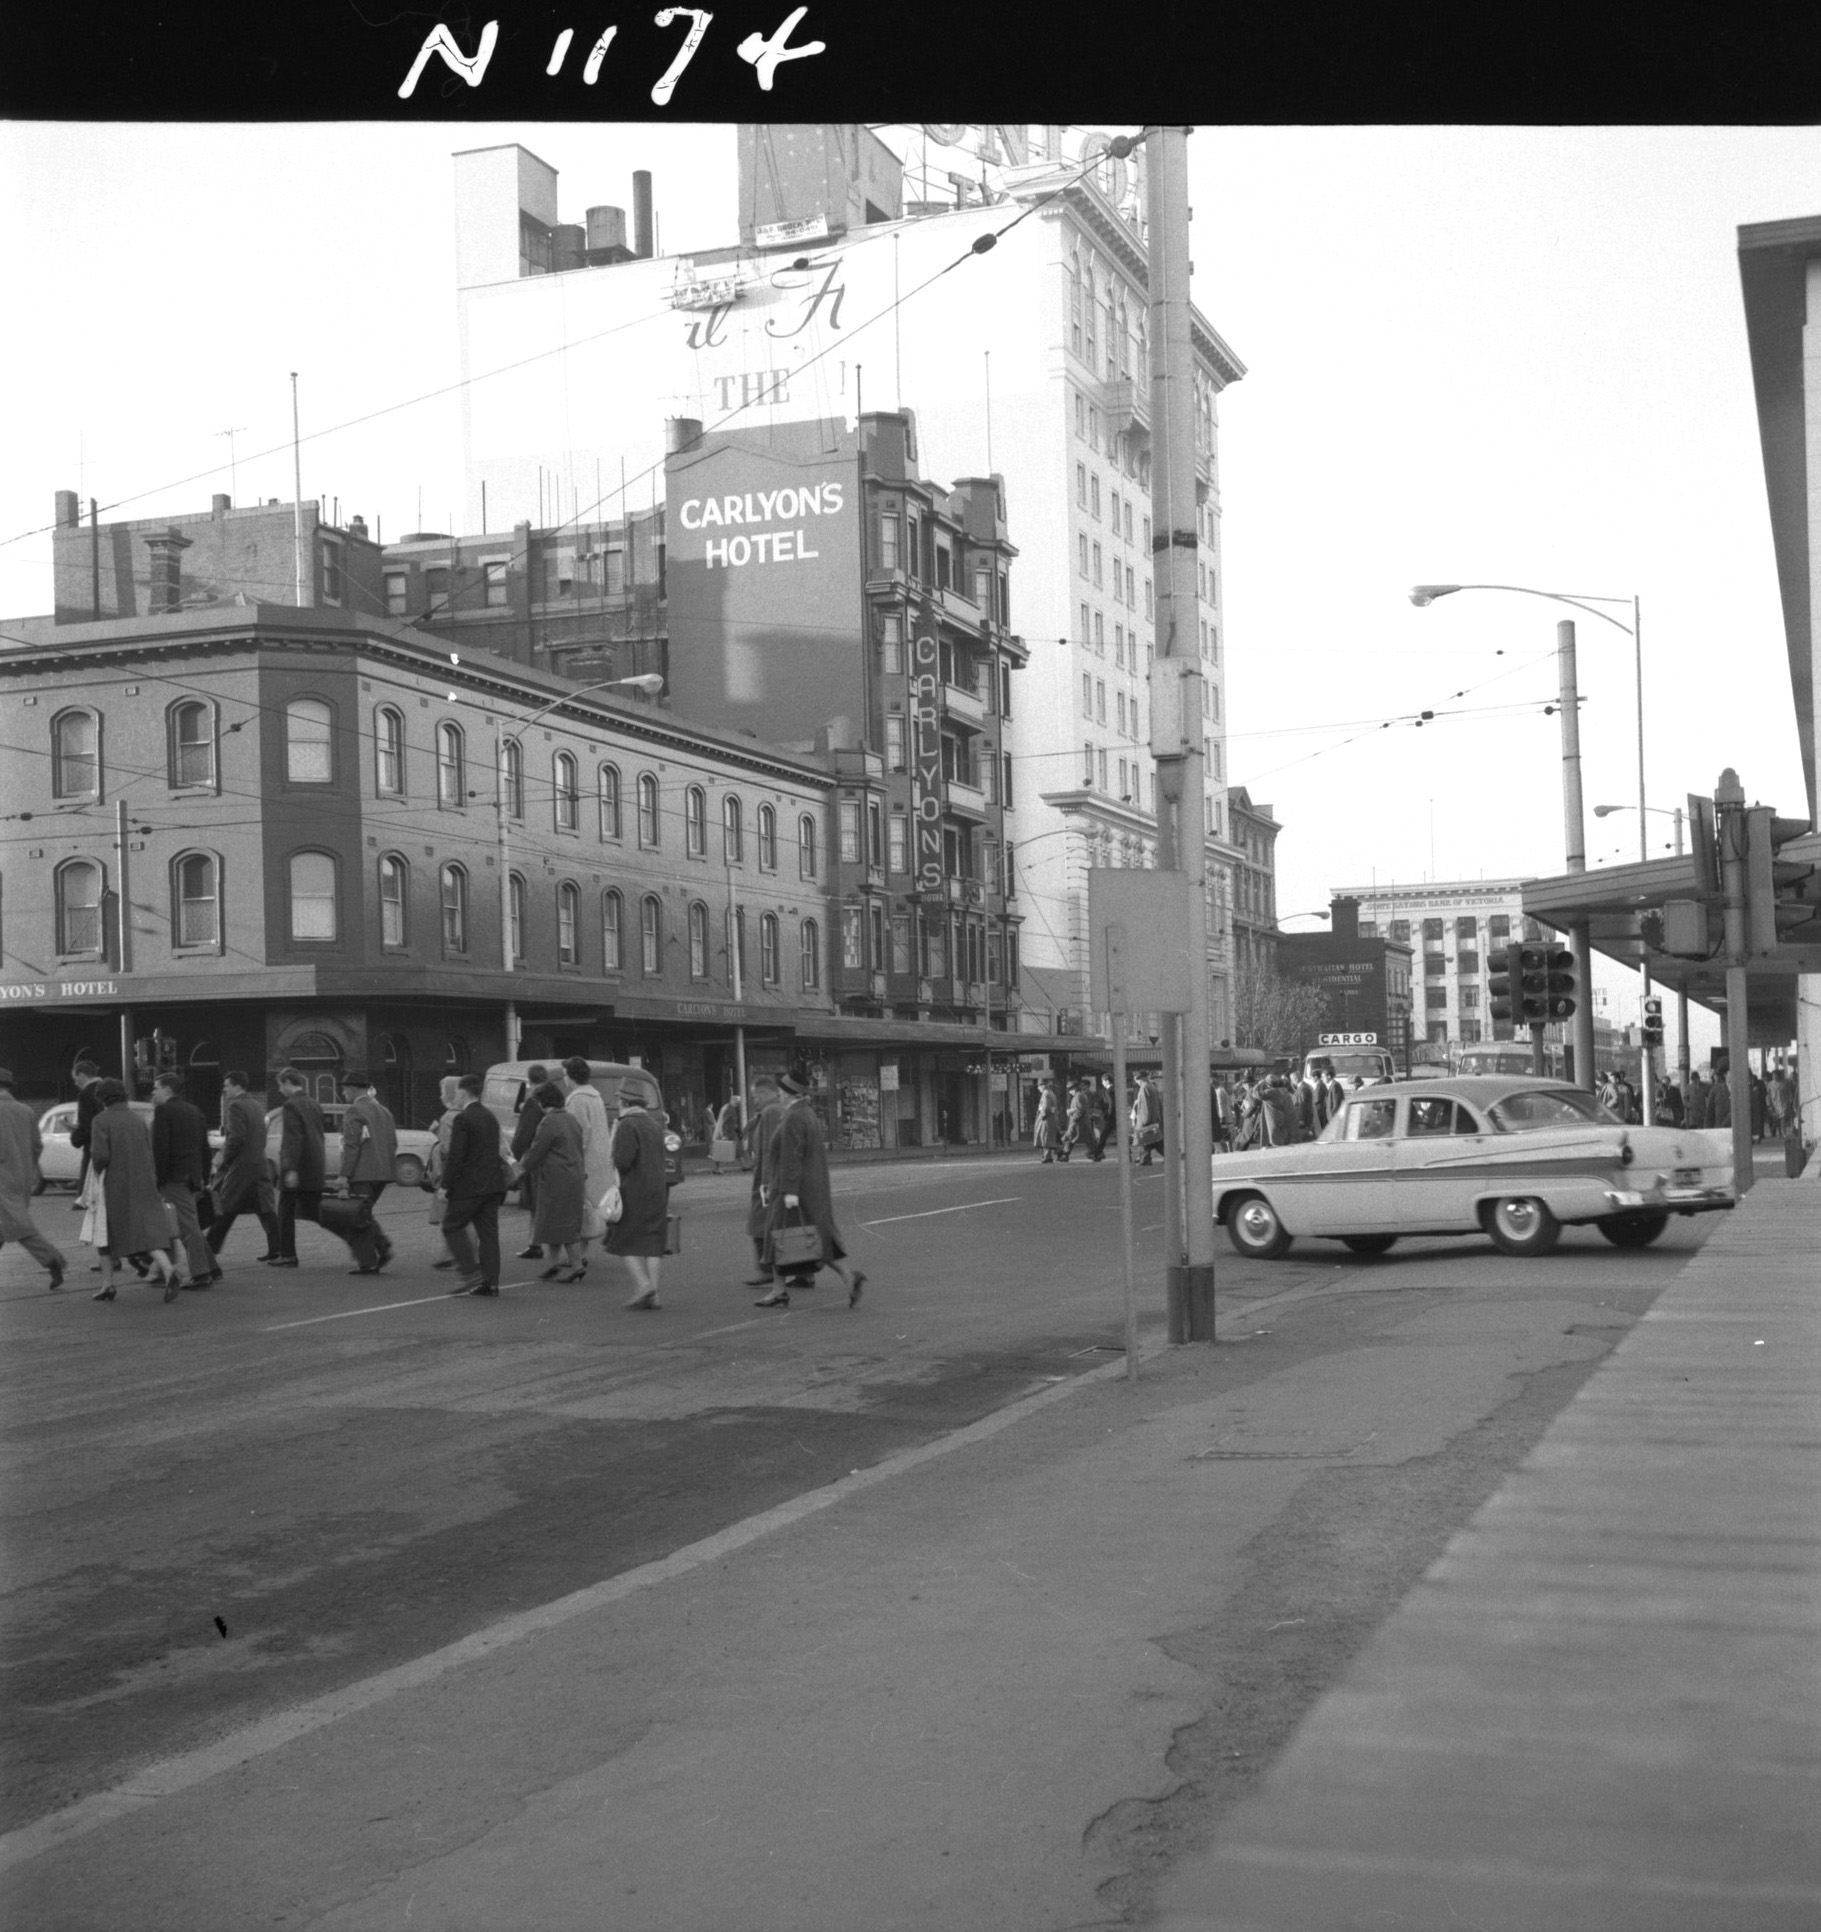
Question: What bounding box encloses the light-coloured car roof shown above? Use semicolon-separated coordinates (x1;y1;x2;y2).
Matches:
1373;1076;1585;1102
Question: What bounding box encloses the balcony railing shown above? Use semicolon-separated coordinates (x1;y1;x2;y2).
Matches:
941;681;985;728
943;778;987;819
1103;377;1150;436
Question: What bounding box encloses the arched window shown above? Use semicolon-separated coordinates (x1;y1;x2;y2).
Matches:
598;764;622;841
55;858;104;954
172;850;220;949
638;773;660;847
437;721;466;808
757;803;778;871
440;863;468;954
688;900;709;979
444;1036;471;1074
760;912;780;985
798;812;819;881
169;700;216;789
286;698;333;783
288;851;337;941
602;889;624;971
557;881;580;965
378;853;409;948
507;872;525;964
553;751;579;832
500;736;523;819
685;785;707;858
374;706;405;795
800;917;821;991
52;709;100;798
722;793;744;865
640;895;662;975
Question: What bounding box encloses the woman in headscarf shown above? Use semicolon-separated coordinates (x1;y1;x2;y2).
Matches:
510;1083;588;1281
87;1080;180;1301
603;1086;671;1309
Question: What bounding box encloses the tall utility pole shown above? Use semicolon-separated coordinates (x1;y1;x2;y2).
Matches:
290;373;305;606
1145;126;1216;1340
1556;620;1596;1089
1715;766;1755;1196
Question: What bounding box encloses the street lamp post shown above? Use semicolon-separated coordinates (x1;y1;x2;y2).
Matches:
460;665;666;1061
1410;582;1644;1106
1596;801;1692;1097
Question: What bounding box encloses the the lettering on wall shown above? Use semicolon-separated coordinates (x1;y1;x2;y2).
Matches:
911;630;943;891
678;479;845;571
0;979;120;1002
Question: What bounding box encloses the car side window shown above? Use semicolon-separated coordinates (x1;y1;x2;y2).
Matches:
1407;1096;1455;1136
1343;1098;1398;1141
1451;1104;1483;1135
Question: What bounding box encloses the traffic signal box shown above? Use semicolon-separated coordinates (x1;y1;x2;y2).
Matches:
1744;808;1817;956
1490;945;1559;1026
1641;995;1665;1046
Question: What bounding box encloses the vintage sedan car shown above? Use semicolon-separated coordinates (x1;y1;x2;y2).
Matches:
264;1105;438;1188
1212;1075;1733;1259
35;1100;223;1190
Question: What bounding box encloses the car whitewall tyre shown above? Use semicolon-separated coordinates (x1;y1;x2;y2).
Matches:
1483;1194;1562;1257
1226;1192;1293;1260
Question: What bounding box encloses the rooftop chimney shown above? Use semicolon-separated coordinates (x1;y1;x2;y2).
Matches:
211;494;231;517
348;515;369;541
1330;896;1361;941
633;171;653;259
144;528;193;614
55;489;80;528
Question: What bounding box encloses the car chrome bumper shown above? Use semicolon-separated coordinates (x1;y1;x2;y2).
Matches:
1605;1185;1733;1211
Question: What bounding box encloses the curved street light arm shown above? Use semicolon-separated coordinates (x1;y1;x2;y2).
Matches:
1411;582;1634;634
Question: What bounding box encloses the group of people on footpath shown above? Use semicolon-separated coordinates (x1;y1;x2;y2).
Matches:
1031;1074;1166;1166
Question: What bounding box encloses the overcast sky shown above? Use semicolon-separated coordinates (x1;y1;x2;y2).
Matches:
2;120;1813;1049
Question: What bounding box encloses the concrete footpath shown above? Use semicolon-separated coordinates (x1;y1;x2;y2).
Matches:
1159;1170;1821;1932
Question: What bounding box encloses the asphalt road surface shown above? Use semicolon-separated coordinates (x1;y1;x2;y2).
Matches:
0;1151;1726;1924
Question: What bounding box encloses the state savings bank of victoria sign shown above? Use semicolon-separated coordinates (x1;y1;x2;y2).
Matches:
675;479;847;571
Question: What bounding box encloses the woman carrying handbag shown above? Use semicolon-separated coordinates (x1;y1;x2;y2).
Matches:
602;1090;671;1309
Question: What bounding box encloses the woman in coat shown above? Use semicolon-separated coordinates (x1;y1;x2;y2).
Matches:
87;1080;179;1301
1033;1080;1063;1163
604;1091;670;1309
511;1083;587;1281
426;1076;465;1269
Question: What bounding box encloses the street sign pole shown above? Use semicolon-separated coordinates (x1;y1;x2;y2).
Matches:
1716;767;1754;1196
1105;923;1140;1382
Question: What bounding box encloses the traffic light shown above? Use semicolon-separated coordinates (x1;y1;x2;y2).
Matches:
1488;950;1515;1025
1544;947;1577;1019
1491;945;1552;1025
1641;995;1664;1047
1744;807;1817;955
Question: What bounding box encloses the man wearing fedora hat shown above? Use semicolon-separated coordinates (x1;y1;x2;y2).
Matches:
0;1066;66;1292
755;1070;865;1309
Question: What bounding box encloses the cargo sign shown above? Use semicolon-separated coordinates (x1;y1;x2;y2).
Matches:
1317;1031;1380;1046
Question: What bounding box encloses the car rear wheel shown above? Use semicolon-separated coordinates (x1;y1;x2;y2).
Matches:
1597;1209;1669;1248
393;1154;425;1188
1340;1234;1398;1256
1226;1192;1292;1260
1483;1195;1561;1257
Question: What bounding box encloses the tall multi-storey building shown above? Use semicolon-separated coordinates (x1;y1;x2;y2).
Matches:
1226;785;1280;978
1333;878;1553;1057
448;125;1245;1041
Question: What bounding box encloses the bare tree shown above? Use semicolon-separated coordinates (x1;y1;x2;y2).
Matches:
1231;958;1334;1058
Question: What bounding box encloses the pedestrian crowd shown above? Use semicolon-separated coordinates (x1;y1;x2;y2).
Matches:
1;1056;867;1320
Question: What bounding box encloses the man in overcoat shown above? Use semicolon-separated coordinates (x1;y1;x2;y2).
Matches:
442;1073;506;1296
151;1071;216;1289
756;1072;864;1310
0;1066;65;1291
337;1071;398;1274
271;1067;325;1268
207;1070;279;1265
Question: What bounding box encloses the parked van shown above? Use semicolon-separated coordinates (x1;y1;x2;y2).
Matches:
480;1061;685;1187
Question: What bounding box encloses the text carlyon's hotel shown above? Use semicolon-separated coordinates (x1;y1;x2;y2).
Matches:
454;124;1245;1041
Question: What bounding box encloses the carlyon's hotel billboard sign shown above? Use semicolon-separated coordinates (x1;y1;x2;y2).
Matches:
665;419;864;746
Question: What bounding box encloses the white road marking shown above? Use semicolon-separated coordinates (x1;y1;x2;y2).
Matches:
858;1195;1021;1227
263;1282;542;1331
